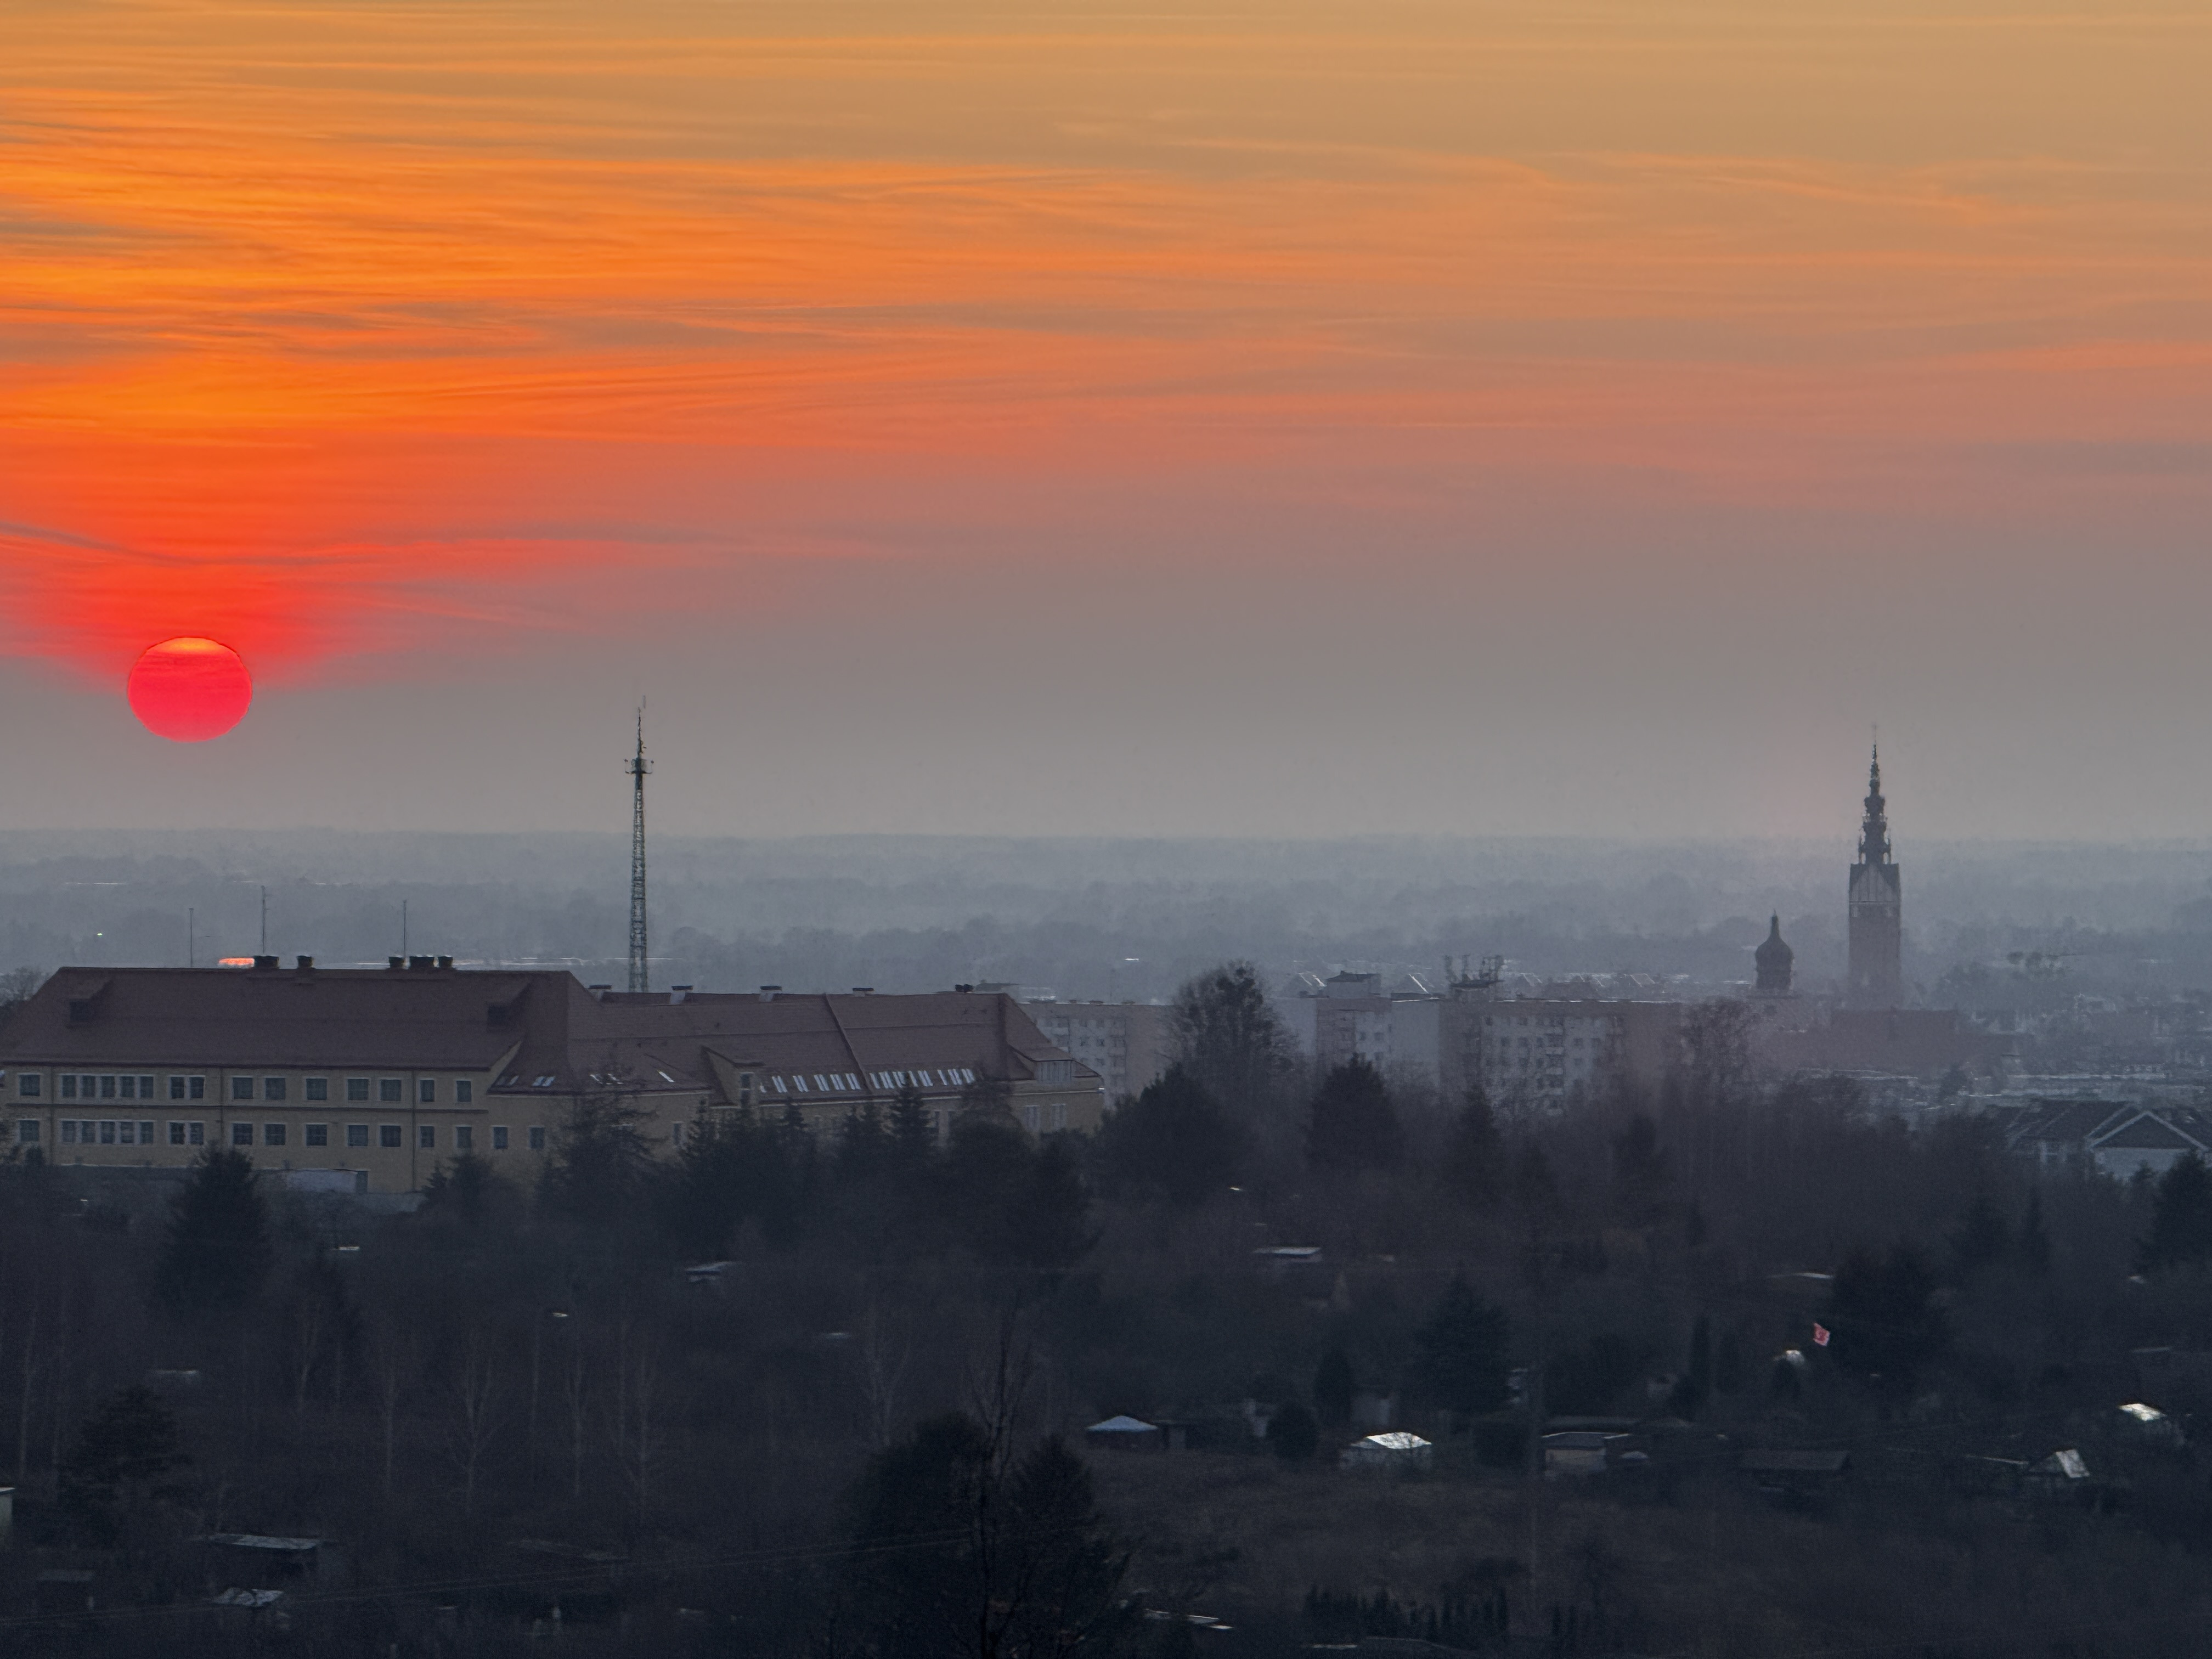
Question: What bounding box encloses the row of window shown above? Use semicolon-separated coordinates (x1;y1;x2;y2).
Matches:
769;1067;977;1097
14;1074;475;1104
18;1120;546;1153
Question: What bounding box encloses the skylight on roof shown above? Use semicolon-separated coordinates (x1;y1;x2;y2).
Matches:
533;1075;556;1088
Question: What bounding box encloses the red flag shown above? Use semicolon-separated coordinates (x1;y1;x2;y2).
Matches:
1811;1323;1832;1348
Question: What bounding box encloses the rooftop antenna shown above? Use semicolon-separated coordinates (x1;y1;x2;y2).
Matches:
187;907;195;969
259;886;268;956
401;898;409;959
626;705;652;994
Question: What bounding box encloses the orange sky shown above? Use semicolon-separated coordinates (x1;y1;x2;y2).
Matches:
3;1;2210;834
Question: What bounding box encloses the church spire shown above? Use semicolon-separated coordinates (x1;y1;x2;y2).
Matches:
1858;744;1891;867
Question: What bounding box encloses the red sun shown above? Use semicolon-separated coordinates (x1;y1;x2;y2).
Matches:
126;637;255;742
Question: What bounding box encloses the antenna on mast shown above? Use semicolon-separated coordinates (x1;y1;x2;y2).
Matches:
625;706;653;994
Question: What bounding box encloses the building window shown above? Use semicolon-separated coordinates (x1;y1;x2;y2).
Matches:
454;1080;472;1104
232;1122;253;1146
61;1075;77;1100
188;1122;204;1146
376;1125;400;1148
60;1121;77;1144
99;1121;116;1145
231;1077;254;1102
305;1124;328;1147
347;1078;370;1102
417;1125;435;1150
454;1126;473;1152
168;1076;184;1101
138;1121;153;1143
189;1076;205;1101
169;1122;185;1146
264;1123;286;1147
670;1121;685;1147
263;1078;286;1103
347;1124;370;1148
119;1076;136;1101
379;1079;402;1104
15;1120;37;1144
418;1079;436;1105
305;1078;328;1102
1023;1103;1041;1133
492;1126;509;1151
738;1073;754;1106
18;1075;39;1099
528;1126;545;1151
99;1076;117;1100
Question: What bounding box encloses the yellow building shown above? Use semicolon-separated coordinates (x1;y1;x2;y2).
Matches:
0;958;1102;1197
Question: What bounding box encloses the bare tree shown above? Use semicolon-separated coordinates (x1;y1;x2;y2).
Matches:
14;1296;37;1479
447;1330;504;1516
561;1325;589;1502
372;1324;415;1498
855;1296;911;1452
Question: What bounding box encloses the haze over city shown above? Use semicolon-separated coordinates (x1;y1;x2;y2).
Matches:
6;4;2212;1657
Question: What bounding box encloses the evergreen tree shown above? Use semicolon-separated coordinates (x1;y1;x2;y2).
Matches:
538;1085;654;1228
59;1385;188;1545
1408;1276;1511;1417
1313;1347;1356;1430
1096;1065;1243;1206
843;1415;1130;1659
837;1099;891;1182
1170;961;1292;1115
1306;1058;1404;1173
1441;1085;1505;1206
420;1150;509;1227
889;1083;936;1170
153;1147;272;1311
2137;1154;2212;1273
1828;1244;1949;1397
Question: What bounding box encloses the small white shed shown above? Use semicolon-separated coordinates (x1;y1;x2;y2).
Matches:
1340;1431;1433;1470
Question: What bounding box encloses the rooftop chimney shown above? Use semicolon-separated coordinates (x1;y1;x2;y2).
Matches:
851;986;874;995
436;955;454;969
252;955;279;972
408;955;435;971
294;956;314;972
758;985;781;1002
669;985;693;1005
388;956;404;970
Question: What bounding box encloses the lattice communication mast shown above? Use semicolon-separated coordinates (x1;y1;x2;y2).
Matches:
626;708;652;993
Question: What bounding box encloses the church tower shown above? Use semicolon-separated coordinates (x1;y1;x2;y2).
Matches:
1754;914;1794;995
1847;746;1904;1008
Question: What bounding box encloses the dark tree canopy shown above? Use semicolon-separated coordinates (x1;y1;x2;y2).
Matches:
152;1147;272;1311
1306;1058;1403;1173
1096;1065;1243;1206
59;1385;188;1545
1408;1276;1511;1417
1828;1244;1950;1396
843;1415;1129;1659
2138;1154;2212;1274
1441;1085;1505;1207
1268;1398;1319;1462
1170;961;1291;1114
1313;1347;1356;1430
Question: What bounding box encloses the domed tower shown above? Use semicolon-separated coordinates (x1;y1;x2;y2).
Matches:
1754;914;1794;995
1847;744;1904;1008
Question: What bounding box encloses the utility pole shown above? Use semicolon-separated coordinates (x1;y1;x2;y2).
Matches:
402;899;409;959
626;708;652;994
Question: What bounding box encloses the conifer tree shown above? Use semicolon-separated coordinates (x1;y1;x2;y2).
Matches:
1306;1058;1403;1173
2137;1154;2212;1273
153;1147;272;1311
1313;1347;1356;1429
1408;1275;1511;1417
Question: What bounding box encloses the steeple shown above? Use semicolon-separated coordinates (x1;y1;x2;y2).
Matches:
1847;742;1904;1008
1754;913;1794;994
1858;744;1892;867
